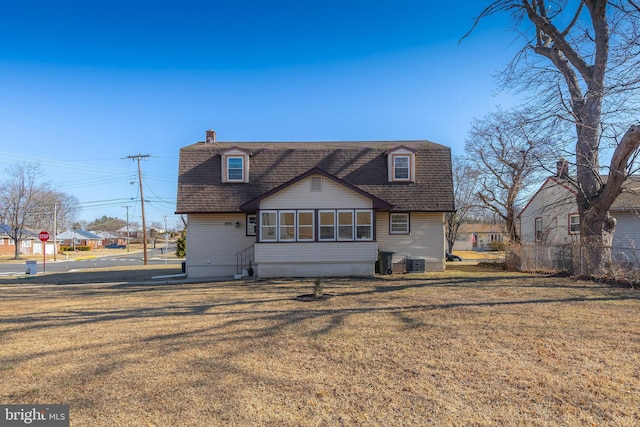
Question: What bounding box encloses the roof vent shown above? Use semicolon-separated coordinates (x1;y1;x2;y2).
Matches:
206;129;216;144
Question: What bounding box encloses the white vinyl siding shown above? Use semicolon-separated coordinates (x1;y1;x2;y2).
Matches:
377;212;446;272
261;174;371;210
186;213;256;278
255;241;377;278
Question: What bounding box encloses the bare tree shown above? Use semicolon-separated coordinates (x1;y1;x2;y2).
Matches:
465;106;557;243
0;163;49;259
466;0;640;275
446;156;481;252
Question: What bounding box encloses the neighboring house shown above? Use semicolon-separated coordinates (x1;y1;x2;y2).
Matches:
94;231;128;246
0;224;17;256
176;130;455;278
519;162;640;262
453;222;507;251
56;229;103;249
0;224;49;256
117;225;141;238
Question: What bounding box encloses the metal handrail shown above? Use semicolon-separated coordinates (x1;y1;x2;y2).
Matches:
236;244;255;275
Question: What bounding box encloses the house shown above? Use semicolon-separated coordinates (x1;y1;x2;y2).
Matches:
453;222;507;251
519;162;640;263
176;130;455;278
56;229;102;249
0;224;55;256
94;231;128;246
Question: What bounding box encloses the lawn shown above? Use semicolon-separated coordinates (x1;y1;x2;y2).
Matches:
1;267;639;426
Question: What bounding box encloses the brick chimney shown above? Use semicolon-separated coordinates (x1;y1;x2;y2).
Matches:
205;129;216;144
556;158;569;179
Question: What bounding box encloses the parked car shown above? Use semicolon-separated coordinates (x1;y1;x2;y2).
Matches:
105;243;126;249
446;252;462;262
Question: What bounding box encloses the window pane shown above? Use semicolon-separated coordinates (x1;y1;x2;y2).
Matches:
319;211;335;240
390;213;409;233
394;156;409;179
228;157;243;180
261;212;277;241
247;215;256;236
298;211;314;240
338;211;353;240
356;210;372;240
279;212;295;241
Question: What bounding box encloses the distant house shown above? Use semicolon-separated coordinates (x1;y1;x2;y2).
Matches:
0;224;54;256
518;163;640;263
117;225;142;239
0;224;17;256
453;223;507;251
56;229;102;249
94;231;127;246
176;130;455;278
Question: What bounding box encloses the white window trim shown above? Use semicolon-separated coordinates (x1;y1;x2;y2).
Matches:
390;213;410;234
279;210;296;242
297;210;315;241
569;213;580;234
355;210;373;241
337;210;354;241
319;210;336;241
226;156;245;182
392;155;411;182
260;210;278;242
246;214;257;236
535;217;543;242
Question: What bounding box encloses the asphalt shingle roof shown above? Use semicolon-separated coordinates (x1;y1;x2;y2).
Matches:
176;140;455;213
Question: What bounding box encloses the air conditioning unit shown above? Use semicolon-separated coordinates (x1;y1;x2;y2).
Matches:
405;257;426;273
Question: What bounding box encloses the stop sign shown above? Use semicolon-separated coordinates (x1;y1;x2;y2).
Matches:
39;231;50;242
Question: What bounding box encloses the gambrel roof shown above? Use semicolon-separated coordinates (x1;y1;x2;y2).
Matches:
176;140;455;214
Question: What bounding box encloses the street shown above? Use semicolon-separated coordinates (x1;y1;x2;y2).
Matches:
0;248;183;276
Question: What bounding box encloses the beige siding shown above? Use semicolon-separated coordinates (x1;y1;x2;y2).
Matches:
255;241;377;278
520;179;578;245
376;212;445;271
614;213;640;248
261;174;372;209
186;213;256;278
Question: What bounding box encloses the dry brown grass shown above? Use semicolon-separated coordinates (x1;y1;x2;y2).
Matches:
1;267;639;426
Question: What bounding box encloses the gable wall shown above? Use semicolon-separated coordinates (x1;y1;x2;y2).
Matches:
520;179;577;244
260;174;372;209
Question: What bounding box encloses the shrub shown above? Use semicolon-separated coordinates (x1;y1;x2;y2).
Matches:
175;229;186;258
487;241;507;251
60;246;91;252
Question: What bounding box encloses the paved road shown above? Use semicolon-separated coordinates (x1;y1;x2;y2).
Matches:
0;250;183;276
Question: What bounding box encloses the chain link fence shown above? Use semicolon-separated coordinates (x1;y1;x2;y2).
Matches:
506;243;640;282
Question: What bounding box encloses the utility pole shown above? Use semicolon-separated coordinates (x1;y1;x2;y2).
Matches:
53;203;57;261
126;154;150;265
164;215;168;265
122;205;131;253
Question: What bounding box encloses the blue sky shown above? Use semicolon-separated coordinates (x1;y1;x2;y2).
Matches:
0;1;517;229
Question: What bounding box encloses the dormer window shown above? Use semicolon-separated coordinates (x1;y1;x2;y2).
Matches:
394;156;410;180
386;146;416;182
221;148;251;183
227;157;244;181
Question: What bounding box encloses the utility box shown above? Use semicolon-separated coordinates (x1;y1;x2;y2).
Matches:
405;257;426;273
378;251;395;275
25;261;37;275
